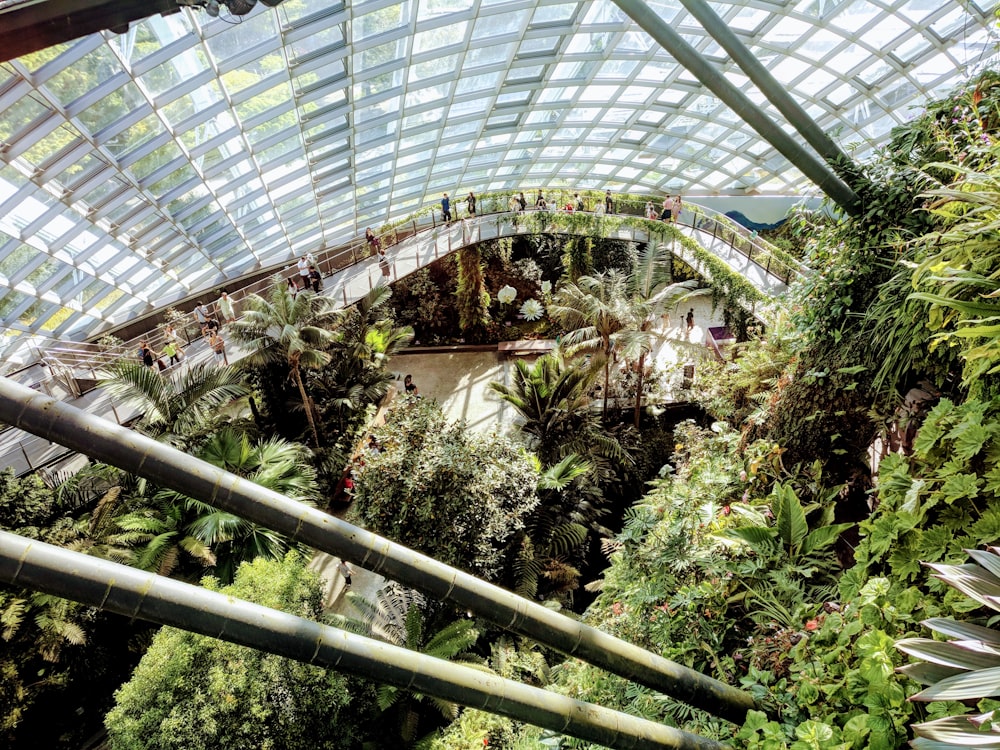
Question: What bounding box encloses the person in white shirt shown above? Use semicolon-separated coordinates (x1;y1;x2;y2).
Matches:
297;256;311;290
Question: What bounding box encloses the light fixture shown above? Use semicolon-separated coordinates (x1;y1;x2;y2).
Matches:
205;0;220;16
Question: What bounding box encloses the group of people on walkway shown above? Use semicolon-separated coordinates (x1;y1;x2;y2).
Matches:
647;195;683;222
290;254;323;294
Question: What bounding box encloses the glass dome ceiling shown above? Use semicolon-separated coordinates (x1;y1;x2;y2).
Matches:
0;0;995;367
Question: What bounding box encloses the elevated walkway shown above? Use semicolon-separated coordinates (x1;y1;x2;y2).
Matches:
1;204;805;476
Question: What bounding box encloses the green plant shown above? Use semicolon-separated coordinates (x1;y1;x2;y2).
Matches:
104;554;372;750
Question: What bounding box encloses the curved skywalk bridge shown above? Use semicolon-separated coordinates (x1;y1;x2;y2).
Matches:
0;204;803;476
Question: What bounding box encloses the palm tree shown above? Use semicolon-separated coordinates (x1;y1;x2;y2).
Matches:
229;276;344;448
99;361;249;442
158;428;319;583
549;270;645;419
488;350;597;464
627;243;708;427
313;285;413;432
338;582;488;745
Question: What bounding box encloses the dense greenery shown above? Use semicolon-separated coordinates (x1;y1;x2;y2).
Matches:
104;554;372;750
8;64;1000;750
352;397;539;580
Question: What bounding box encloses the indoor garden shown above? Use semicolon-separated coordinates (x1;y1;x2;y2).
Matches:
3;69;1000;750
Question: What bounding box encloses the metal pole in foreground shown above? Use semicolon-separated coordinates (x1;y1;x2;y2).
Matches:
0;531;727;750
0;378;758;724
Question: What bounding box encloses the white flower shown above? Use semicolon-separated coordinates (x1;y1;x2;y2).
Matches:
541;280;552;295
497;285;517;304
519;298;544;321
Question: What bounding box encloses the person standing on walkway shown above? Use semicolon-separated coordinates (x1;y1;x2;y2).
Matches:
192;301;210;336
646;201;657;220
672;195;683;224
378;247;391;280
575;192;585;212
297;255;311;291
466;191;476;217
217;290;236;324
338;560;353;588
208;331;229;367
686;308;695;336
161;339;182;366
365;228;380;255
517;192;527;212
661;196;673;222
138;340;157;370
441;192;452;222
604;190;613;214
309;265;323;292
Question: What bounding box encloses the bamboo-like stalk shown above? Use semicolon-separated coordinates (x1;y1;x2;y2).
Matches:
0;530;726;750
0;378;758;723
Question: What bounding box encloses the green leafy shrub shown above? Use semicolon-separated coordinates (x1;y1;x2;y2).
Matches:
353;398;539;580
105;554;372;750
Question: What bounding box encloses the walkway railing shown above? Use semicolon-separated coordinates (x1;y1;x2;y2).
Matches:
3;198;804;474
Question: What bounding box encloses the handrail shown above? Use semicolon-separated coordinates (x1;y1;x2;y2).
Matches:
43;205;798;380
4;202;801;474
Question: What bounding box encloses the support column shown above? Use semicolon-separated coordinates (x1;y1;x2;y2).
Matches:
677;0;855;175
610;0;860;214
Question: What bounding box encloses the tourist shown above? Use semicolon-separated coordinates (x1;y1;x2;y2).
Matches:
138;340;157;369
217;290;236;324
672;195;683;223
404;374;418;396
378;247;391;280
338;559;353;588
309;265;322;293
441;192;452;222
575;192;585;211
365;227;380;254
161;339;182;366
192;301;210;336
535;191;547;210
466;191;476;217
646;201;657;220
604;190;613;214
287;277;298;296
163;323;181;347
517;192;527;212
208;331;228;367
686;308;695;335
661;195;673;222
297;255;311;291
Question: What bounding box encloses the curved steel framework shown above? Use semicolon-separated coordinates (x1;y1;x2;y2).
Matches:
0;0;994;366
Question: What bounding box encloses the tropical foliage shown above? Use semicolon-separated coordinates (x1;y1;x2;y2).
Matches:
104;554;372;750
351;398;539;580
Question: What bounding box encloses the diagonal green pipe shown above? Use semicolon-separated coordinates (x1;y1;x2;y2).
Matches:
676;0;856;177
0;377;759;724
0;530;727;750
610;0;860;214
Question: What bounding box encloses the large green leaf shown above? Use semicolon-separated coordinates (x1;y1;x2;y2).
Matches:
773;484;807;549
726;526;778;555
800;522;854;556
910;665;1000;702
